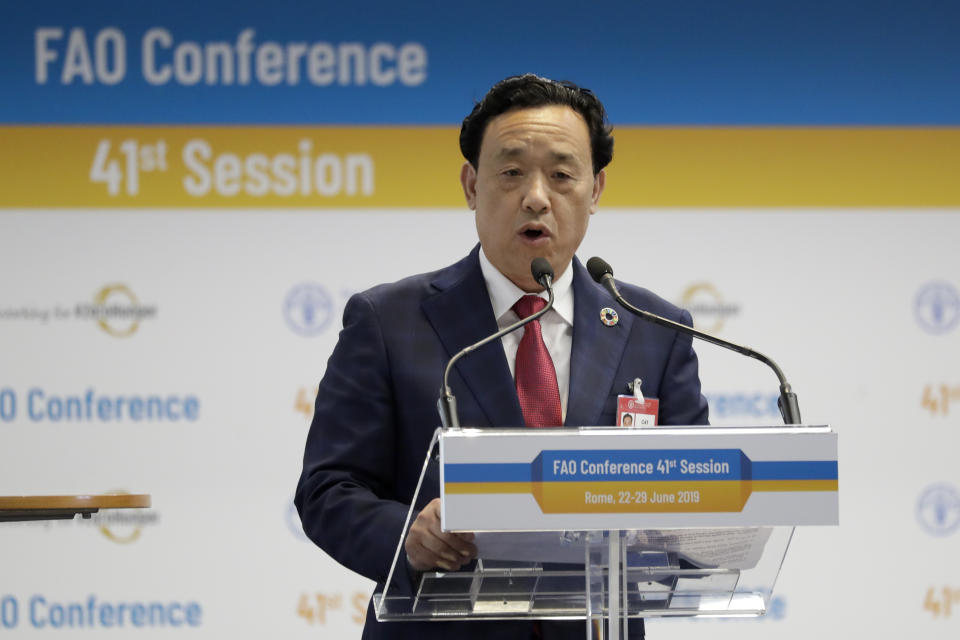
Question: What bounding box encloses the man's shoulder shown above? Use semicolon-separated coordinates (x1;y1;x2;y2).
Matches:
353;250;478;309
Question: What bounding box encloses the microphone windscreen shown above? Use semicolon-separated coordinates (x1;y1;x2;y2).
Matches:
530;257;554;284
586;256;614;283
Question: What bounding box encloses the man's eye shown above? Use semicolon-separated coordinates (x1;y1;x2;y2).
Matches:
553;172;572;180
502;169;522;177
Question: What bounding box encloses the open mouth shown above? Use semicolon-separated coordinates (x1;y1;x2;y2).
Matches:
518;224;550;245
519;223;550;241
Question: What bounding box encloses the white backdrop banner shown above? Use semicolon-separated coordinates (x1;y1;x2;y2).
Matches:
3;1;960;638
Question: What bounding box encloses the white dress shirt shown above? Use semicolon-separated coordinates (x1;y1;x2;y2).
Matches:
478;248;575;422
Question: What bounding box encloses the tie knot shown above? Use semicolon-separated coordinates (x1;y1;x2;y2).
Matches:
513;295;547;319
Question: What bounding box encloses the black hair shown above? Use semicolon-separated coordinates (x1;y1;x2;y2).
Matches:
459;74;614;175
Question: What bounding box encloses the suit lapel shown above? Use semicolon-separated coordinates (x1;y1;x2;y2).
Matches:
565;258;634;427
421;247;524;428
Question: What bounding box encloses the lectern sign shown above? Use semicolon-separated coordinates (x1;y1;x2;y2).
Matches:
439;426;838;531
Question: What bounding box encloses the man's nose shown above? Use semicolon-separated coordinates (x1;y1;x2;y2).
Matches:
522;174;550;214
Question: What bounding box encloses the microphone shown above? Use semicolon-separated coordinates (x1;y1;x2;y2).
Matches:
437;258;556;429
586;257;802;425
530;257;554;289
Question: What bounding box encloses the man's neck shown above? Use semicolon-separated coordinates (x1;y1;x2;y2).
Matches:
478;249;575;325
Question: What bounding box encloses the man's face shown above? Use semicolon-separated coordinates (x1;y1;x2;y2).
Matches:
461;105;605;292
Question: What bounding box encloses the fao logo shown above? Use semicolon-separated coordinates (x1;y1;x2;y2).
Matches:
914;281;960;335
679;282;740;334
284;283;334;336
916;484;960;536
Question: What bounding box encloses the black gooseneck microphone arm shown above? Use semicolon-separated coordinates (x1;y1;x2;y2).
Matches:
437;258;556;429
586;257;801;425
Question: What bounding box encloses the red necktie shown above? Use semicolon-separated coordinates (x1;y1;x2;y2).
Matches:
512;295;562;427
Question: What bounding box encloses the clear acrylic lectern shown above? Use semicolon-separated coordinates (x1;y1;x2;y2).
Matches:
373;425;838;639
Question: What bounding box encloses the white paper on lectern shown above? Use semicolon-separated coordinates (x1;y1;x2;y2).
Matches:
473;527;771;570
473;532;590;564
626;527;772;570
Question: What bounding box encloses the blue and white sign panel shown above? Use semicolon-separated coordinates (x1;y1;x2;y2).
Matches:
440;426;839;531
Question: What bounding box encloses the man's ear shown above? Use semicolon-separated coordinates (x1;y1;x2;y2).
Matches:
589;169;606;214
460;161;478;210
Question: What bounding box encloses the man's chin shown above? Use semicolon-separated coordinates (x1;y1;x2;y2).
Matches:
504;267;544;293
513;255;572;291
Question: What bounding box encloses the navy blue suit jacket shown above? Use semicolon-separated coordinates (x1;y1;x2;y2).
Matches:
295;246;709;639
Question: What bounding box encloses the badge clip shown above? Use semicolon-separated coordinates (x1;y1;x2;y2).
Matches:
627;377;644;404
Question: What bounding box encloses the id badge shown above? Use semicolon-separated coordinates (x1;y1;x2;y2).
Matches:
616;377;659;426
617;395;659;426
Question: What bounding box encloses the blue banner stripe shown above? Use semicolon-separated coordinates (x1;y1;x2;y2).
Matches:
752;461;838;480
444;463;530;483
540;449;745;482
3;1;959;124
445;460;838;483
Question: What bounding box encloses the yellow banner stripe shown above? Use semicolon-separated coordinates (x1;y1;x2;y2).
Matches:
610;127;960;207
447;478;837;514
445;482;533;494
2;126;958;207
752;479;839;492
0;126;463;208
532;481;751;513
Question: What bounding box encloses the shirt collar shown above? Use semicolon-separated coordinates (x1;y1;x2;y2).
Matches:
479;247;575;326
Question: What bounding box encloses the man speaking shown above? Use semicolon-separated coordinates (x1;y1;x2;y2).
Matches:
295;74;709;639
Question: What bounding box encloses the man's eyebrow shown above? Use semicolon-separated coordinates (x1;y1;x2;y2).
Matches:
550;151;577;163
495;146;526;159
494;148;581;164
